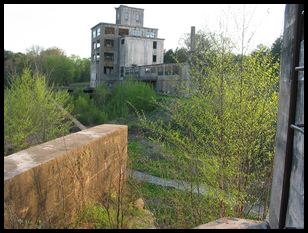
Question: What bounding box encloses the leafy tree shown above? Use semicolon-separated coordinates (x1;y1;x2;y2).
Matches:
70;55;91;82
42;54;75;86
4;68;73;156
138;30;279;223
270;35;283;64
164;49;176;64
174;47;189;63
164;48;189;64
4;50;28;87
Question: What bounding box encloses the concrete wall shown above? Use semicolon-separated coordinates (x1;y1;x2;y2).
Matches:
285;38;304;229
120;36;164;67
116;5;144;27
4;124;128;228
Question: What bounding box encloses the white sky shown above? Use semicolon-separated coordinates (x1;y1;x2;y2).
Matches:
4;4;285;58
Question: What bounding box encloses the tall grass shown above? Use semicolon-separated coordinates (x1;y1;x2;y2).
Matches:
107;79;157;119
73;93;108;126
72;79;157;126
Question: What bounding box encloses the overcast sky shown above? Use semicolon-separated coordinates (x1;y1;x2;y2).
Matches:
4;4;285;58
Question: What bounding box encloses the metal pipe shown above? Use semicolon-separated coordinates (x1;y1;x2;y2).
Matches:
290;124;304;134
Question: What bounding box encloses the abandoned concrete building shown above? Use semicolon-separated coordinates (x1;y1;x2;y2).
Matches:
90;5;165;88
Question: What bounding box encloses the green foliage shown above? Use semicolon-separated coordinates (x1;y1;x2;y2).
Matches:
93;83;110;108
4;50;28;87
270;35;283;64
77;203;115;229
4;68;73;156
107;79;157;119
163;47;189;64
4;47;91;87
163;49;176;64
70;55;91;83
43;54;75;86
73;180;155;229
134;182;220;228
128;139;179;180
138;30;279;222
73;94;108;126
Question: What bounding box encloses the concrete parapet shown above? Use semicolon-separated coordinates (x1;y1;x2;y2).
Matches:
194;217;269;229
4;124;128;228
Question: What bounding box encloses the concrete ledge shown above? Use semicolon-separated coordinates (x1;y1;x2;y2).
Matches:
194;217;269;229
4;124;128;228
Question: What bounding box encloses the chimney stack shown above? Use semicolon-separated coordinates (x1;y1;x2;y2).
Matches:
190;26;196;52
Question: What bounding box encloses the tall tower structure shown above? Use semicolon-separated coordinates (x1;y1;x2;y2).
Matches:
90;5;164;87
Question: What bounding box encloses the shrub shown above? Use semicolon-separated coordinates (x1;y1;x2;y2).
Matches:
4;68;73;156
73;94;108;126
107;78;157;119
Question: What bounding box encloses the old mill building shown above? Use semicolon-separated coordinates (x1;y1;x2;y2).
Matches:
90;5;165;87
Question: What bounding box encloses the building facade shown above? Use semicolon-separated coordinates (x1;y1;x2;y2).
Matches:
90;5;164;87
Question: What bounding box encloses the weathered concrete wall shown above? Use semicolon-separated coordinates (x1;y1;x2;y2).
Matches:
268;4;304;229
285;39;304;229
4;124;128;228
156;76;182;96
120;36;164;67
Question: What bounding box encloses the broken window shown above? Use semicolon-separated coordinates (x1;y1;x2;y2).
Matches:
104;66;114;75
121;39;125;45
153;41;157;49
105;27;115;34
104;39;114;48
119;28;129;36
104;53;114;61
153;55;157;63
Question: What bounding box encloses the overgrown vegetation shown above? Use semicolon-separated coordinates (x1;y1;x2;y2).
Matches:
106;78;157;119
72;79;157;126
4;19;282;228
4;68;73;156
137;29;279;226
71;180;155;229
72;92;108;126
4;46;90;87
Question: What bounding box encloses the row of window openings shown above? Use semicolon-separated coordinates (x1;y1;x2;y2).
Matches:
93;53;156;63
93;27;129;37
93;53;114;62
93;39;115;49
131;30;156;38
93;27;155;38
